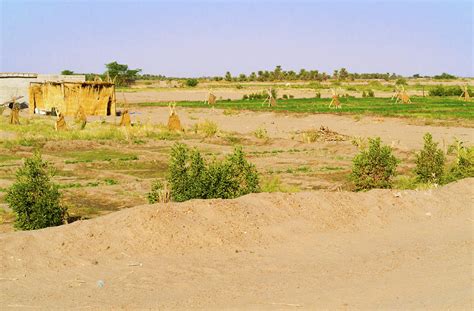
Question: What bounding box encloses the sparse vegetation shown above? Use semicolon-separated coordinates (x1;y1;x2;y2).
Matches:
185;78;199;87
414;133;445;184
5;153;67;230
350;137;399;190
166;143;260;202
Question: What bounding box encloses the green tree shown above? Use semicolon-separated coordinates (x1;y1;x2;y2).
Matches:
414;133;445;184
6;153;66;230
350;138;399;190
338;68;349;80
61;70;74;75
185;78;199;87
225;71;232;82
105;61;142;86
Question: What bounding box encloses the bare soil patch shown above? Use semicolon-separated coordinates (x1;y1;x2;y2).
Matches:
1;179;472;309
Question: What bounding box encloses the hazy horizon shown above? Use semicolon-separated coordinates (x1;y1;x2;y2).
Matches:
1;0;473;77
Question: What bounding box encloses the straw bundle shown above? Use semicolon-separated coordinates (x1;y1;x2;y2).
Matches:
55;113;67;131
9;107;20;124
208;93;217;105
168;103;182;131
119;110;131;127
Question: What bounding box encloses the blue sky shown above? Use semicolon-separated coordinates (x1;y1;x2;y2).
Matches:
1;0;472;77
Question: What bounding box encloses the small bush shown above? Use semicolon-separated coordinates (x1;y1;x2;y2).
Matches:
315;92;321;98
245;92;267;100
253;127;268;140
185;78;199;87
367;89;375;97
361;91;367;98
166;143;260;202
445;139;474;182
201;120;218;137
6;152;66;230
147;180;171;203
350;137;399;190
395;78;407;86
414;133;445;184
428;85;471;97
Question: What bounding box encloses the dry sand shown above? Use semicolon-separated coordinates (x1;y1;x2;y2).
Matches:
131;107;474;150
1;179;473;309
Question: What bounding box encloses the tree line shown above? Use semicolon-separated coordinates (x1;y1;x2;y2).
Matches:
62;62;459;87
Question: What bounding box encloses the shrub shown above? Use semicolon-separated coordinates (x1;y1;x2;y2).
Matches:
361;91;367;98
433;73;456;80
6;152;66;230
166;143;260;202
445;139;474;182
428;85;471;97
395;78;407;86
185;78;199;87
147;180;171;203
253;127;268;140
193;120;218;137
315;92;321;98
367;89;375;97
245;91;267;100
350;137;399;190
414;133;445;184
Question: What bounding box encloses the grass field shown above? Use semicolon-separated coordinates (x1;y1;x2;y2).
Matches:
137;97;473;120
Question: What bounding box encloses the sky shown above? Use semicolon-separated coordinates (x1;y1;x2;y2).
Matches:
1;0;472;77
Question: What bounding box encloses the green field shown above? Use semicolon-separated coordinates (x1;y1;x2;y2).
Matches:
138;97;473;120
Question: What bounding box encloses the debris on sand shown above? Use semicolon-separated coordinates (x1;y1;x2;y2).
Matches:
301;125;348;143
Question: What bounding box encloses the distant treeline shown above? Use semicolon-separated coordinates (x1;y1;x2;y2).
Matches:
137;67;459;82
62;63;459;85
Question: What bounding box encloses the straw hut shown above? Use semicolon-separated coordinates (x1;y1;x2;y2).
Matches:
28;81;116;117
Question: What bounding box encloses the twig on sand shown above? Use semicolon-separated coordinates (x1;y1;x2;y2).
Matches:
268;302;303;307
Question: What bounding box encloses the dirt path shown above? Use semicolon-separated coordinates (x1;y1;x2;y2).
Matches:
1;179;472;309
131;107;474;150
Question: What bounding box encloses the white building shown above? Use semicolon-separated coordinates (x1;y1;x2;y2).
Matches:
0;73;86;104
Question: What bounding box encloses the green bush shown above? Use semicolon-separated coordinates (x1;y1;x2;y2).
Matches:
433;73;456;80
395;78;407;85
185;78;199;87
166;143;260;202
445;139;474;182
6;152;66;230
147;180;171;204
414;133;445;184
350;137;399;190
428;85;471;97
367;89;375;97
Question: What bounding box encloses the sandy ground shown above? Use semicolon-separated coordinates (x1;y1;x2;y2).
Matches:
129;107;473;150
1;179;473;309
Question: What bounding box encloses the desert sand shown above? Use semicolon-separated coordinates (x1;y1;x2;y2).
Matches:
1;179;473;309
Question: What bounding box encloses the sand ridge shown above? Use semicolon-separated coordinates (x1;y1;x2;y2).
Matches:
1;179;473;309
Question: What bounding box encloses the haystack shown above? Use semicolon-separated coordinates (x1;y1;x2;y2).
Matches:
262;89;277;107
119;110;131;127
459;85;470;102
168;103;182;131
55;113;67;131
29;81;116;117
329;89;341;109
207;93;217;105
74;105;87;129
9;106;20;125
392;86;411;104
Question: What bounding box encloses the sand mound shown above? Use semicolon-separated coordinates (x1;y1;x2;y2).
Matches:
1;179;473;309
